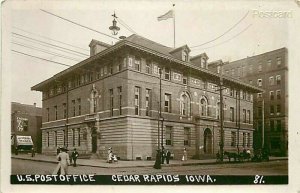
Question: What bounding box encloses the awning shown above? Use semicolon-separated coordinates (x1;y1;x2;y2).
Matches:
16;135;33;146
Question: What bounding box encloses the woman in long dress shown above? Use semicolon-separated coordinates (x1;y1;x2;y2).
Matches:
182;148;187;161
53;147;70;175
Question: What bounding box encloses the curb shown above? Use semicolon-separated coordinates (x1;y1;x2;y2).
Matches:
11;156;288;169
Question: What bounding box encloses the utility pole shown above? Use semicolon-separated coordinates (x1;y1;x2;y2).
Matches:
262;98;265;149
159;69;164;150
219;77;224;162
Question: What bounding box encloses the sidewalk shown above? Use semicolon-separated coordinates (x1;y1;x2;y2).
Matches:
11;154;288;168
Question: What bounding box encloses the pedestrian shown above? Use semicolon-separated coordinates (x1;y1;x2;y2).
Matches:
182;148;187;161
161;146;166;164
153;149;161;169
31;146;35;157
71;148;79;167
166;149;171;164
53;147;70;175
15;146;18;155
56;147;60;155
107;147;112;163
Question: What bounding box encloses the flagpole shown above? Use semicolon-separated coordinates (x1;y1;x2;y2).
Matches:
173;4;175;48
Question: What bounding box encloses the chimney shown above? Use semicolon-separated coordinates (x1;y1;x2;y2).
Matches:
89;39;111;56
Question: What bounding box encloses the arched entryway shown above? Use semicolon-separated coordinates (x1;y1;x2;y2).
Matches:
204;128;213;154
91;127;97;153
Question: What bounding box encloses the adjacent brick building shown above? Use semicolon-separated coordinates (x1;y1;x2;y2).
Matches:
11;102;42;153
32;35;262;160
213;48;288;156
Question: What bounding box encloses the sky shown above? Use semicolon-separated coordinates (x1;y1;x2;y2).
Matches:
3;0;296;107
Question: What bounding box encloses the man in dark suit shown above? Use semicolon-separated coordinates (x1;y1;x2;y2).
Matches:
71;148;79;167
166;149;171;164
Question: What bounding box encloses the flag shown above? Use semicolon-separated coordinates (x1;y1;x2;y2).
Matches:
157;10;174;21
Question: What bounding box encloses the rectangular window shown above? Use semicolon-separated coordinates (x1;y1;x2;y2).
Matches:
173;72;182;81
165;126;173;145
276;120;282;131
270;105;274;114
231;131;236;147
270;120;275;131
243;109;246;123
277;104;281;114
247;110;251;123
100;67;104;76
109;65;113;74
145;89;151;116
104;66;107;74
77;128;81;146
123;57;127;68
183;76;187;85
276;90;281;100
257;79;262;87
110;89;114;116
146;60;151;74
77;98;81;116
54;106;58;120
276;75;281;85
118;87;122;115
153;64;160;75
258;63;262;72
128;57;133;67
164;67;170;80
257;93;262;98
269;76;274;85
242;133;246;148
184;127;191;146
230;88;234;97
267;59;272;68
134;87;140;115
72;100;76;117
164;93;171;113
277;57;281;66
247;133;250;147
118;57;122;71
135;57;141;71
47;132;50;147
270;91;274;100
54;131;57;147
230;107;235;122
72;128;75;146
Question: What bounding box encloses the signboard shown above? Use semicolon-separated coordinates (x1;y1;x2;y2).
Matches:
16;135;33;146
17;117;28;131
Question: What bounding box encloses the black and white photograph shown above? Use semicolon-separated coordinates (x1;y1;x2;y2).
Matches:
1;0;300;192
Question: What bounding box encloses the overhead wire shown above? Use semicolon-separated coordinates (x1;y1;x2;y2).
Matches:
40;9;120;41
12;32;89;57
13;26;89;52
116;17;137;34
190;11;250;48
12;34;88;58
12;41;82;62
12;50;72;67
192;24;253;51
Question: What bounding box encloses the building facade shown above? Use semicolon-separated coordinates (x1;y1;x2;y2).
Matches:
218;48;288;156
11;102;42;153
32;35;262;160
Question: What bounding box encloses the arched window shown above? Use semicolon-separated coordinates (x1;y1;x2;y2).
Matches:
200;96;208;116
180;92;191;116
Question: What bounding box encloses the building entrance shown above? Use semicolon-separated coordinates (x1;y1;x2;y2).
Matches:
91;127;97;153
204;128;212;154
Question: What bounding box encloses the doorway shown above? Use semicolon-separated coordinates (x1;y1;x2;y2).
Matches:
91;127;97;153
204;128;212;154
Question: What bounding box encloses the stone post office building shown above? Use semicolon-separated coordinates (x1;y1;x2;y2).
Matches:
32;35;262;160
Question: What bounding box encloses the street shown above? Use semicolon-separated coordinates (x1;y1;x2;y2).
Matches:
11;158;288;175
